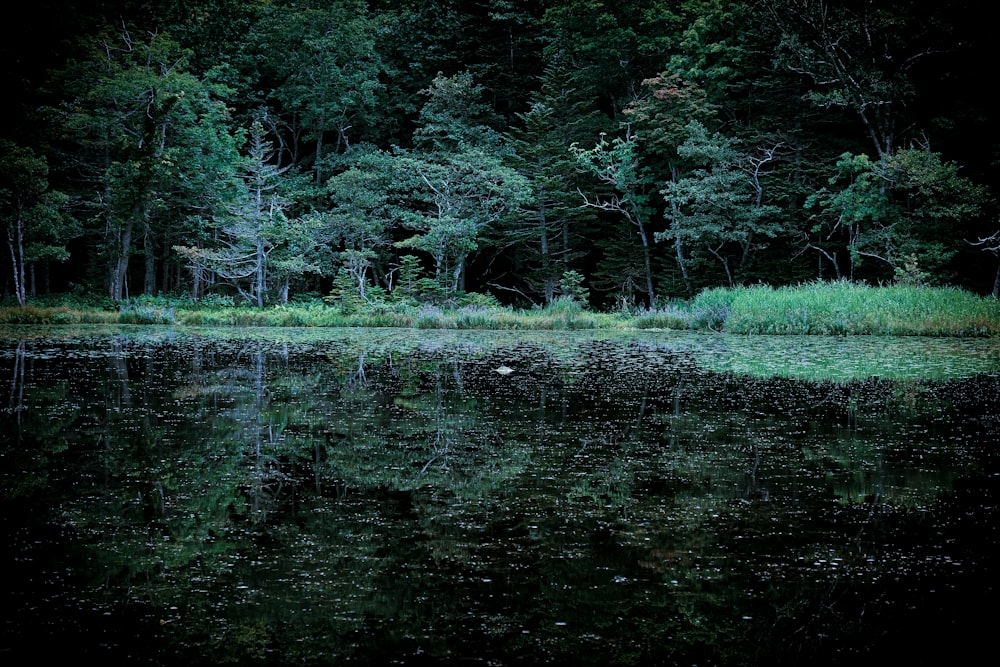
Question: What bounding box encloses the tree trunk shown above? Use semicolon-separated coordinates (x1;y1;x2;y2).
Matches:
191;263;202;301
673;233;692;295
638;223;655;308
452;260;464;294
109;219;134;301
6;217;26;307
255;237;265;308
144;220;156;295
668;167;693;295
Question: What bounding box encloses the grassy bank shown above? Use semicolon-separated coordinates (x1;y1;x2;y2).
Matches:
1;282;998;336
708;282;1000;336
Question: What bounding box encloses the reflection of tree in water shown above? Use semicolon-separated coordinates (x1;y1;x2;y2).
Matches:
4;332;998;666
324;355;529;502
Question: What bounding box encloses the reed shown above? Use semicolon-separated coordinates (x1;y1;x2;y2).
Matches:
723;281;1000;336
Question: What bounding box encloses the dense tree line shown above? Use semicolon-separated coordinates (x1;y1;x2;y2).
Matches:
2;0;998;308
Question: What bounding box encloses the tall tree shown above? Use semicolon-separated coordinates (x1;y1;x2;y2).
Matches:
0;142;76;306
623;73;717;294
245;0;385;182
762;0;944;159
397;73;530;293
175;120;318;306
56;28;237;300
659;122;785;287
395;149;529;294
323;145;400;300
571;128;658;307
501;59;605;304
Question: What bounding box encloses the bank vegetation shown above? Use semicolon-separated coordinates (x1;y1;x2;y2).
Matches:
2;282;997;337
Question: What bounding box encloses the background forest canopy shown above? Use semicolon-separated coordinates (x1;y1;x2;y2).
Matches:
3;0;999;310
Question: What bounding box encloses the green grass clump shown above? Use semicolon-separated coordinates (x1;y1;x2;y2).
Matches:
118;302;176;325
628;304;691;330
722;281;1000;336
689;287;744;330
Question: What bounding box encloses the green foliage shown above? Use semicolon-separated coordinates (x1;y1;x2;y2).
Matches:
246;0;385;179
8;0;998;304
658;122;786;286
689;286;740;330
502;73;600;304
571;128;658;306
558;269;590;306
630;304;691;330
323;267;366;314
0;141;77;307
55;28;240;300
412;278;449;305
893;254;930;287
807;148;991;282
457;292;502;309
393;254;424;302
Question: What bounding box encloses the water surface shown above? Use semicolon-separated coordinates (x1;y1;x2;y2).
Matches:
2;326;998;665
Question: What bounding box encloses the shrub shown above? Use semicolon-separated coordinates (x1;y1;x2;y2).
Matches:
458;291;502;309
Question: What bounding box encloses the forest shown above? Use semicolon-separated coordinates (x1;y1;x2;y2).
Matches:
3;0;999;310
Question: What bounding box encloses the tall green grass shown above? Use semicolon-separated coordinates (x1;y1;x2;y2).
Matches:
0;305;119;325
721;281;1000;336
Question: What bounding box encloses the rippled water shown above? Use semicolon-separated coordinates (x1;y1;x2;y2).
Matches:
2;326;998;665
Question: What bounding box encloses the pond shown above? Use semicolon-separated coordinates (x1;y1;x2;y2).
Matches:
2;325;999;665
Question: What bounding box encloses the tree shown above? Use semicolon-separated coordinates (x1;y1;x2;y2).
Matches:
175;119;318;306
395;149;529;294
395;73;530;294
56;28;238;300
571;127;658;307
323;145;400;300
247;0;385;182
538;0;663;122
659;122;785;287
501;59;606;305
805;147;991;282
969;229;1000;297
762;0;941;159
0;142;76;306
623;73;717;295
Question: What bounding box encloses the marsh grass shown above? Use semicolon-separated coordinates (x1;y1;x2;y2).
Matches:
1;282;997;335
724;282;1000;336
626;304;691;330
0;305;119;325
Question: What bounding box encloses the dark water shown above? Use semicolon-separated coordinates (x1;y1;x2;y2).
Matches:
2;326;999;666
